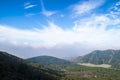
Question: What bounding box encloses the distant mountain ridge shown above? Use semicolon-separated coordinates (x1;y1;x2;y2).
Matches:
1;51;120;80
27;55;78;70
0;51;62;80
73;49;120;68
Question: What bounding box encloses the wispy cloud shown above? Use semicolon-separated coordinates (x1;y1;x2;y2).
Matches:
72;0;104;16
42;11;56;17
40;0;56;17
25;5;37;9
109;1;120;18
24;2;37;9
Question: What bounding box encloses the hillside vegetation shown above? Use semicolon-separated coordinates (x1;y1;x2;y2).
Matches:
27;51;120;80
0;51;62;80
1;50;120;80
27;56;78;70
61;65;120;80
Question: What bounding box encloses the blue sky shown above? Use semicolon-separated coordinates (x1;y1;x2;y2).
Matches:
0;0;81;29
0;0;120;58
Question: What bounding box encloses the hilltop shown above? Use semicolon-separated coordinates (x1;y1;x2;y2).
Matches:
27;55;78;70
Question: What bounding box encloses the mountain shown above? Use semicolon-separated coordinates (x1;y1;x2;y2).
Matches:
1;51;120;80
0;51;62;80
27;56;78;70
73;49;120;68
26;53;120;80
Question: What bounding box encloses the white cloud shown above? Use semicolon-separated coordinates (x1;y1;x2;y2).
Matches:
72;0;104;16
1;13;120;58
1;0;120;58
109;1;120;18
1;14;120;58
73;15;120;47
24;4;37;9
24;2;37;9
0;13;120;49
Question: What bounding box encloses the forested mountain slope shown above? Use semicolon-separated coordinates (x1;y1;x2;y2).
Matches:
73;49;120;68
27;56;78;70
0;51;62;80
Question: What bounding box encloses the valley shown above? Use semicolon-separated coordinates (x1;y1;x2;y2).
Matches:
1;49;120;80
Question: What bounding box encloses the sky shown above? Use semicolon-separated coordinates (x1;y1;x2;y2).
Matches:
0;0;120;59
